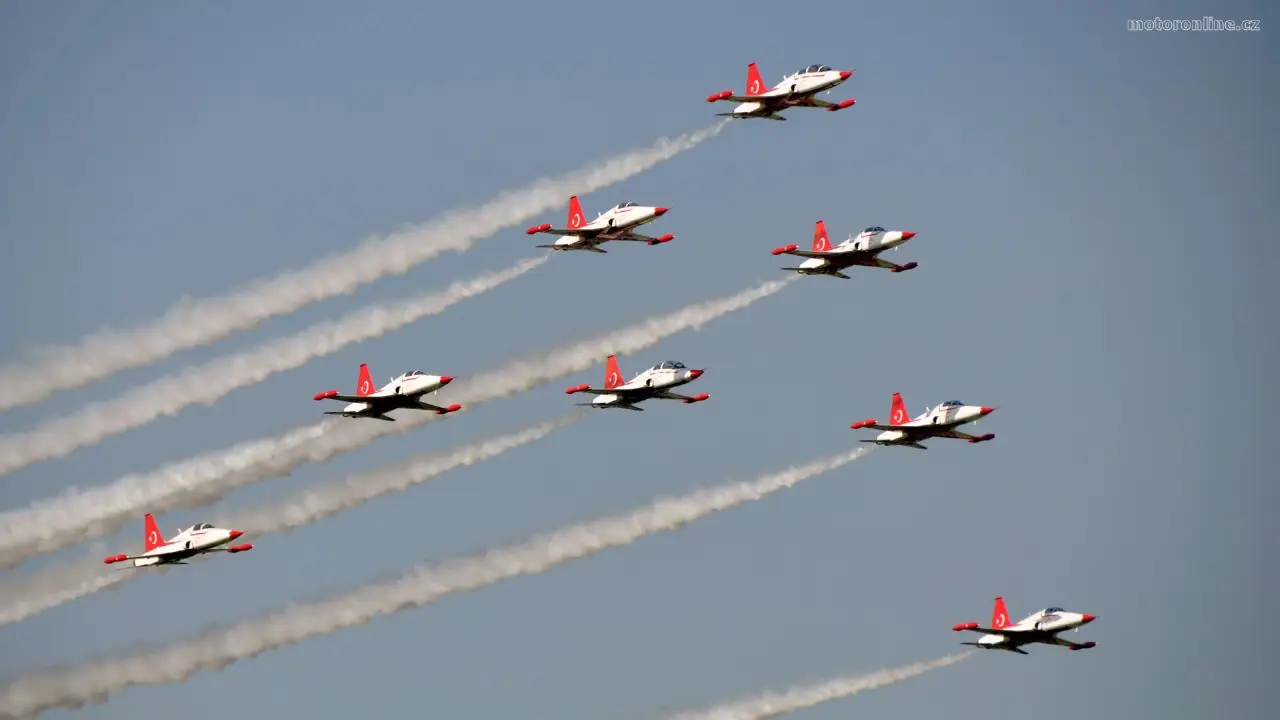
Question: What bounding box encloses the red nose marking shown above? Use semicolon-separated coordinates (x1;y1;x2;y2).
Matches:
653;207;669;216
900;231;916;240
1081;614;1096;623
228;530;243;540
439;376;454;385
839;70;852;79
979;407;995;416
688;369;704;379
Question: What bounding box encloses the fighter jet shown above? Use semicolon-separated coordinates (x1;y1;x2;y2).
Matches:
772;221;918;279
849;392;995;449
564;355;708;411
953;596;1098;654
706;62;856;121
103;514;252;567
525;196;673;253
313;364;461;421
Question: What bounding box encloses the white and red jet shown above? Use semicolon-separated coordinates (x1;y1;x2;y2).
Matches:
564;355;709;411
850;393;995;449
772;221;918;279
706;63;856;121
953;597;1098;655
313;363;461;422
525;196;674;253
103;513;252;568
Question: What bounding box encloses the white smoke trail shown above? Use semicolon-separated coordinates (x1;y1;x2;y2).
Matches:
0;446;868;718
0;277;791;570
0;413;582;627
0;122;727;413
664;653;972;720
0;256;546;477
0;562;130;627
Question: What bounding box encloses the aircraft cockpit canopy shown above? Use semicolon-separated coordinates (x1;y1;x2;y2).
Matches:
404;370;426;377
801;64;834;74
863;226;885;234
656;361;687;370
193;523;214;531
616;201;639;208
1043;606;1065;614
940;400;964;407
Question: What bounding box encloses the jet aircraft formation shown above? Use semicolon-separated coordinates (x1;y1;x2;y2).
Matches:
91;59;1094;709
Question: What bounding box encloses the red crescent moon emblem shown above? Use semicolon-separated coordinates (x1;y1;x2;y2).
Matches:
147;530;158;544
892;408;905;423
749;80;760;93
360;380;370;393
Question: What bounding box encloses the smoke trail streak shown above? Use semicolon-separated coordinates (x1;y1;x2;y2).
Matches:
232;411;583;535
0;277;790;571
664;653;972;720
0;446;868;718
0;257;546;478
0;420;336;571
0;123;727;413
0;413;582;627
0;563;129;628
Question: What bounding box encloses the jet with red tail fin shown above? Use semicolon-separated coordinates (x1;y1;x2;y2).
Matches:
525;196;674;253
849;393;996;449
103;513;253;568
772;221;918;279
564;355;708;411
313;364;460;421
952;596;1098;655
705;63;855;121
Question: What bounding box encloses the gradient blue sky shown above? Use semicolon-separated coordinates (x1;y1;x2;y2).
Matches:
1;1;1276;718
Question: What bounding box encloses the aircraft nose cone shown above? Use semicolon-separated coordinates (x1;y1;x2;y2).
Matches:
899;231;916;241
839;70;852;79
653;207;669;216
1081;614;1096;623
228;530;243;540
688;369;704;379
979;406;995;416
439;376;454;385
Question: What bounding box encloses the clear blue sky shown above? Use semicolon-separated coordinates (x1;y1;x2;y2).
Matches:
1;0;1276;718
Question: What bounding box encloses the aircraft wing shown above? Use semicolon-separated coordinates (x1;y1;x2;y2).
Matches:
933;429;979;440
1047;637;1096;650
714;87;790;103
778;248;841;260
849;256;911;270
956;625;1007;635
613;231;665;242
531;225;600;237
854;424;975;439
322;393;371;403
855;422;912;432
651;389;698;401
413;400;452;412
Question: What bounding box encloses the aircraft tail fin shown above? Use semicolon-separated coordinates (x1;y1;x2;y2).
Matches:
890;392;910;425
567;196;587;230
745;62;766;96
812;220;832;252
143;513;164;551
991;596;1011;629
356;364;375;396
604;355;624;389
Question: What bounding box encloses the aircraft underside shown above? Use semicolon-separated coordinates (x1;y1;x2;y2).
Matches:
783;266;851;279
